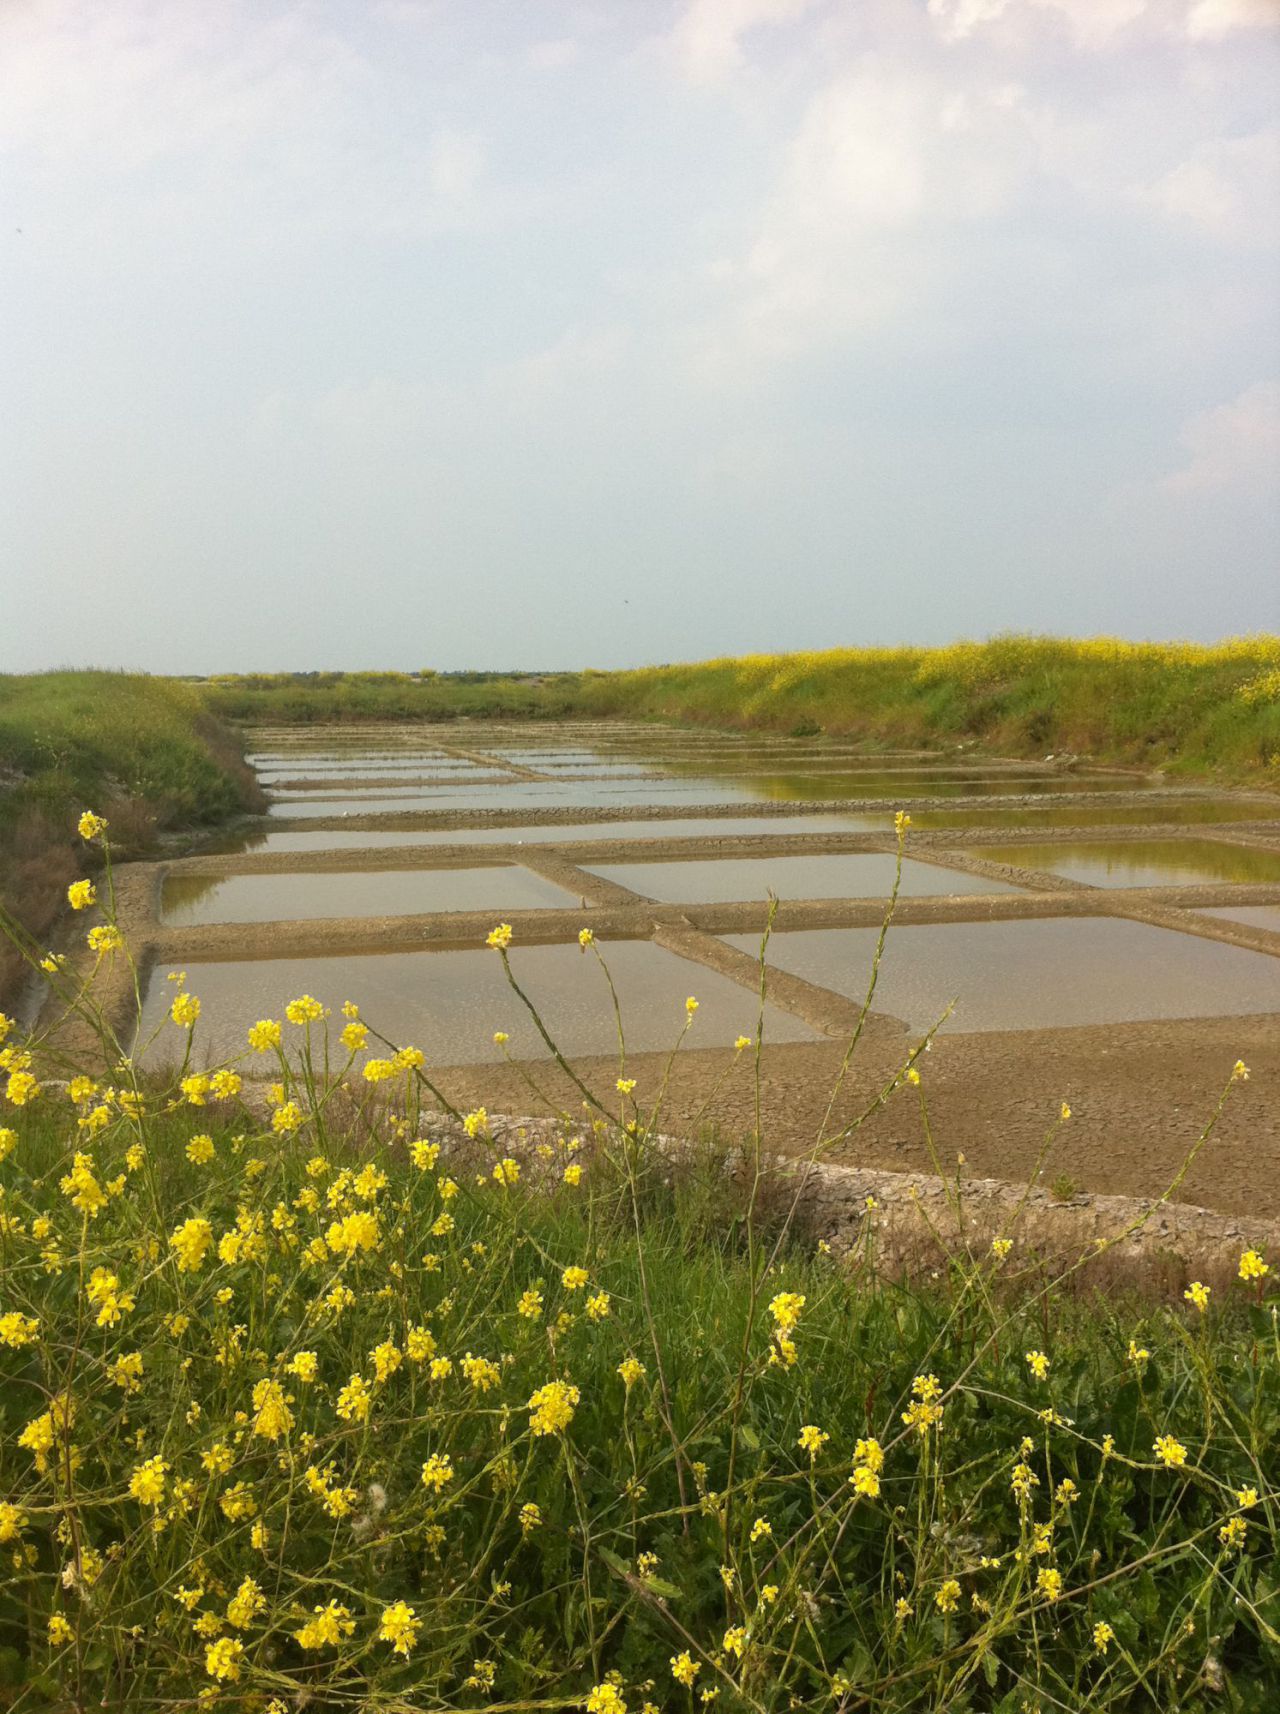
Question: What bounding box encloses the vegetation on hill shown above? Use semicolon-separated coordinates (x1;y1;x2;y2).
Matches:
200;638;1280;779
571;637;1280;778
0;672;262;1003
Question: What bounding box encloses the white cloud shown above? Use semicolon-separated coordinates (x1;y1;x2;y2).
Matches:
1160;381;1280;494
695;59;1034;370
667;0;824;84
928;0;1151;48
1148;128;1280;245
1184;0;1280;40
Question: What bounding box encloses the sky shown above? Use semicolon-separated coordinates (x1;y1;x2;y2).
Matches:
1;0;1278;674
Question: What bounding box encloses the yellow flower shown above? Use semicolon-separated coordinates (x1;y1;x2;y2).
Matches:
894;809;911;835
562;1265;589;1291
685;995;699;1014
517;1288;544;1319
520;1501;542;1532
486;922;513;949
1239;1248;1269;1282
1036;1567;1063;1601
421;1453;454;1492
362;1058;396;1083
86;1266;135;1327
285;994;325;1025
615;1078;636;1095
797;1424;829;1458
1183;1280;1210;1311
528;1379;580;1435
462;1352;501;1391
169;1216;213;1272
768;1290;805;1331
326;1210;379;1255
734;1034;752;1051
493;1156;520;1185
586;1291;610;1321
671;1651;700;1687
226;1575;266;1629
379;1600;420;1656
1219;1515;1248;1551
247;1019;282;1052
723;1625;746;1658
87;925;123;955
251;1378;294;1441
1154;1434;1188;1467
186;1133;215;1165
293;1601;355;1650
617;1356;646;1387
48;1614;75;1647
563;1162;583;1185
170;992;201;1029
1093;1621;1115;1653
67;879;96;911
1232;1059;1249;1081
1025;1349;1050;1381
935;1579;961;1614
586;1684;626;1714
578;928;594;948
78;811;107;840
6;1069;41;1107
129;1455;168;1507
0;1312;39;1348
336;1374;372;1422
371;1340;402;1382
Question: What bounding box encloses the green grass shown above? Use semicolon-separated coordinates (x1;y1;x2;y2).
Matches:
1;853;1276;1712
0;671;262;1001
198;638;1280;780
569;637;1280;779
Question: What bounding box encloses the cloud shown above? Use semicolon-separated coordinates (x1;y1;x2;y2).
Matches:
667;0;824;84
1160;381;1280;494
1147;128;1280;245
927;0;1150;48
693;60;1033;371
1184;0;1280;40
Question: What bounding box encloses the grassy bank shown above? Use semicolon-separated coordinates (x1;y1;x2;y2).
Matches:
0;672;263;1001
202;670;581;725
0;834;1276;1711
571;637;1280;778
200;639;1280;780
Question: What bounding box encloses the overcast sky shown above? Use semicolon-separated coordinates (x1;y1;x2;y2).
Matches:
2;0;1277;674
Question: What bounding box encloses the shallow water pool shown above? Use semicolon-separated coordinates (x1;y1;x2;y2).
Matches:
136;940;818;1064
722;919;1280;1033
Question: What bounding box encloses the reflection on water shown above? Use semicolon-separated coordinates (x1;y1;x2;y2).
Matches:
723;919;1280;1033
912;800;1279;829
1196;905;1280;932
584;854;1019;903
136;940;818;1065
161;865;580;926
966;840;1280;888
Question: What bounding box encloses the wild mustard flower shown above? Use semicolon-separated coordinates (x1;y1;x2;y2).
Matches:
379;1601;420;1655
66;880;96;911
528;1380;580;1435
77;810;107;840
1185;1280;1210;1310
1025;1349;1050;1381
421;1454;454;1492
170;992;201;1028
1154;1434;1188;1467
586;1686;626;1714
1239;1249;1269;1282
486;923;513;949
1093;1621;1115;1653
247;1019;282;1052
671;1652;700;1686
798;1424;829;1458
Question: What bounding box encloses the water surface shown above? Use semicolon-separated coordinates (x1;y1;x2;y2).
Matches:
161;865;579;926
723;920;1280;1033
584;854;1018;902
137;941;817;1064
964;840;1280;888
